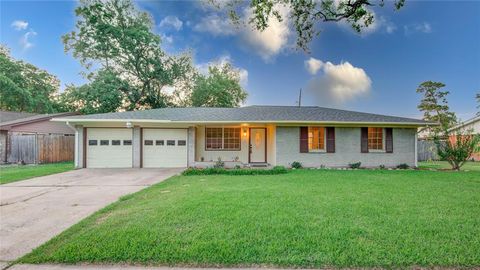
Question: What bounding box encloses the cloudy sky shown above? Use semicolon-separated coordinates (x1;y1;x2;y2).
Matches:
1;0;479;120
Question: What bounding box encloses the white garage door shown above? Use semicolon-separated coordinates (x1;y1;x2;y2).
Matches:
87;128;133;168
143;129;187;168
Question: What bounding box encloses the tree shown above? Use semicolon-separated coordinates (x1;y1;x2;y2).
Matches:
60;68;131;114
434;130;480;170
0;46;62;113
63;0;193;110
416;81;457;134
212;0;405;51
190;63;248;107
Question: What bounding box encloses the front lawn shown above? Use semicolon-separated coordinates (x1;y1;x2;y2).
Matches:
419;160;480;171
0;162;74;185
21;169;480;268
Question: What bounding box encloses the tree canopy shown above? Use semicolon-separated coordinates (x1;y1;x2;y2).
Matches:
63;0;193;110
212;0;405;51
416;81;457;134
61;0;247;113
191;63;248;107
0;46;63;113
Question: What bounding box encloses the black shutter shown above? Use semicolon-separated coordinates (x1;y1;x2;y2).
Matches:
386;128;393;153
326;127;335;153
300;127;308;153
361;127;369;153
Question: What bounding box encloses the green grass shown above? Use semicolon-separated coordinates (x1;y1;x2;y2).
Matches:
21;169;480;268
0;162;74;185
419;161;480;171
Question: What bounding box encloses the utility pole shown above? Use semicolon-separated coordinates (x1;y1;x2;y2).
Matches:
298;88;302;107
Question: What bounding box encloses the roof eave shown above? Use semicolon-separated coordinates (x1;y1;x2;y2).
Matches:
52;118;434;127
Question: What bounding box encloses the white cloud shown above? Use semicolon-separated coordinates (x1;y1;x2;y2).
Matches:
193;14;236;36
20;30;37;50
159;16;183;31
404;22;432;35
306;60;371;104
161;34;173;44
338;12;397;35
194;5;291;61
305;57;324;75
11;20;28;30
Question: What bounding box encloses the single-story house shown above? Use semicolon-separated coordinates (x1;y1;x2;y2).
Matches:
52;106;434;169
0;111;78;164
447;115;480;161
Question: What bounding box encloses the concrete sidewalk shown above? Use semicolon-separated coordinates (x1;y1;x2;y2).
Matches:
4;264;320;270
0;168;182;263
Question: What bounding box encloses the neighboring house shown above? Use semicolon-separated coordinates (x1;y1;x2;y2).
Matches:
448;116;480;161
0;111;78;164
53;106;433;169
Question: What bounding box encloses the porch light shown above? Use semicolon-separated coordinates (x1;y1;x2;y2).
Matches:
126;122;132;129
243;128;247;137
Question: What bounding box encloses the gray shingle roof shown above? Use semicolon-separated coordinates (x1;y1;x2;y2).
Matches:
61;106;431;125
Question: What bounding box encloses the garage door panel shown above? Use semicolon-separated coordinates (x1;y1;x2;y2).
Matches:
143;129;187;168
87;128;133;168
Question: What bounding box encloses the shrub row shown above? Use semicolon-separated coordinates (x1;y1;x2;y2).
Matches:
182;166;288;176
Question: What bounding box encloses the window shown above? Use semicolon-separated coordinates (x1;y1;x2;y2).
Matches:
308;127;325;151
205;127;241;150
88;140;97;146
167;140;175;146
100;140;109;146
123;140;132;146
156;140;164;146
368;127;383;150
144;140;153;146
206;128;222;149
112;140;121;145
177;140;186;146
223;128;241;150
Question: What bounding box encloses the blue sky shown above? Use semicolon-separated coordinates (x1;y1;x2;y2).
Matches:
1;0;479;120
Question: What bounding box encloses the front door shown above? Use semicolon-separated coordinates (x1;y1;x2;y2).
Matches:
249;128;266;163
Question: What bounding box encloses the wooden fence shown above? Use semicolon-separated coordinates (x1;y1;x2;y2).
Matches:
7;133;74;164
417;139;442;161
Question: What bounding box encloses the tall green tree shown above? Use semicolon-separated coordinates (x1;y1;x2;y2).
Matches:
212;0;405;51
416;81;457;134
60;68;131;114
0;46;62;113
190;63;248;107
63;0;192;110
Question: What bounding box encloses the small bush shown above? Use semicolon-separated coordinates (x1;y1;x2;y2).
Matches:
213;158;225;168
379;165;386;169
291;161;302;169
348;162;362;169
397;163;410;169
182;166;288;176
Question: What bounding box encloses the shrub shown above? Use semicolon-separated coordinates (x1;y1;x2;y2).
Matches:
348;162;362;169
434;130;480;170
291;161;302;169
379;165;386;169
182;166;288;176
213;158;225;168
396;163;410;169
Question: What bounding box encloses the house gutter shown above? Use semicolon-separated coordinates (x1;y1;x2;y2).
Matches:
52;118;437;127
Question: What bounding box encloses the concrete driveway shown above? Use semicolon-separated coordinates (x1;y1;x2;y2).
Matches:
0;168;183;263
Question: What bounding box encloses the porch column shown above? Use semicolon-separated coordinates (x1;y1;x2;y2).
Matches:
75;125;84;169
187;126;195;167
133;126;141;168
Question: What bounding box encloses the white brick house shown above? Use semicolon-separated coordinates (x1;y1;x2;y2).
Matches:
52;106;434;169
